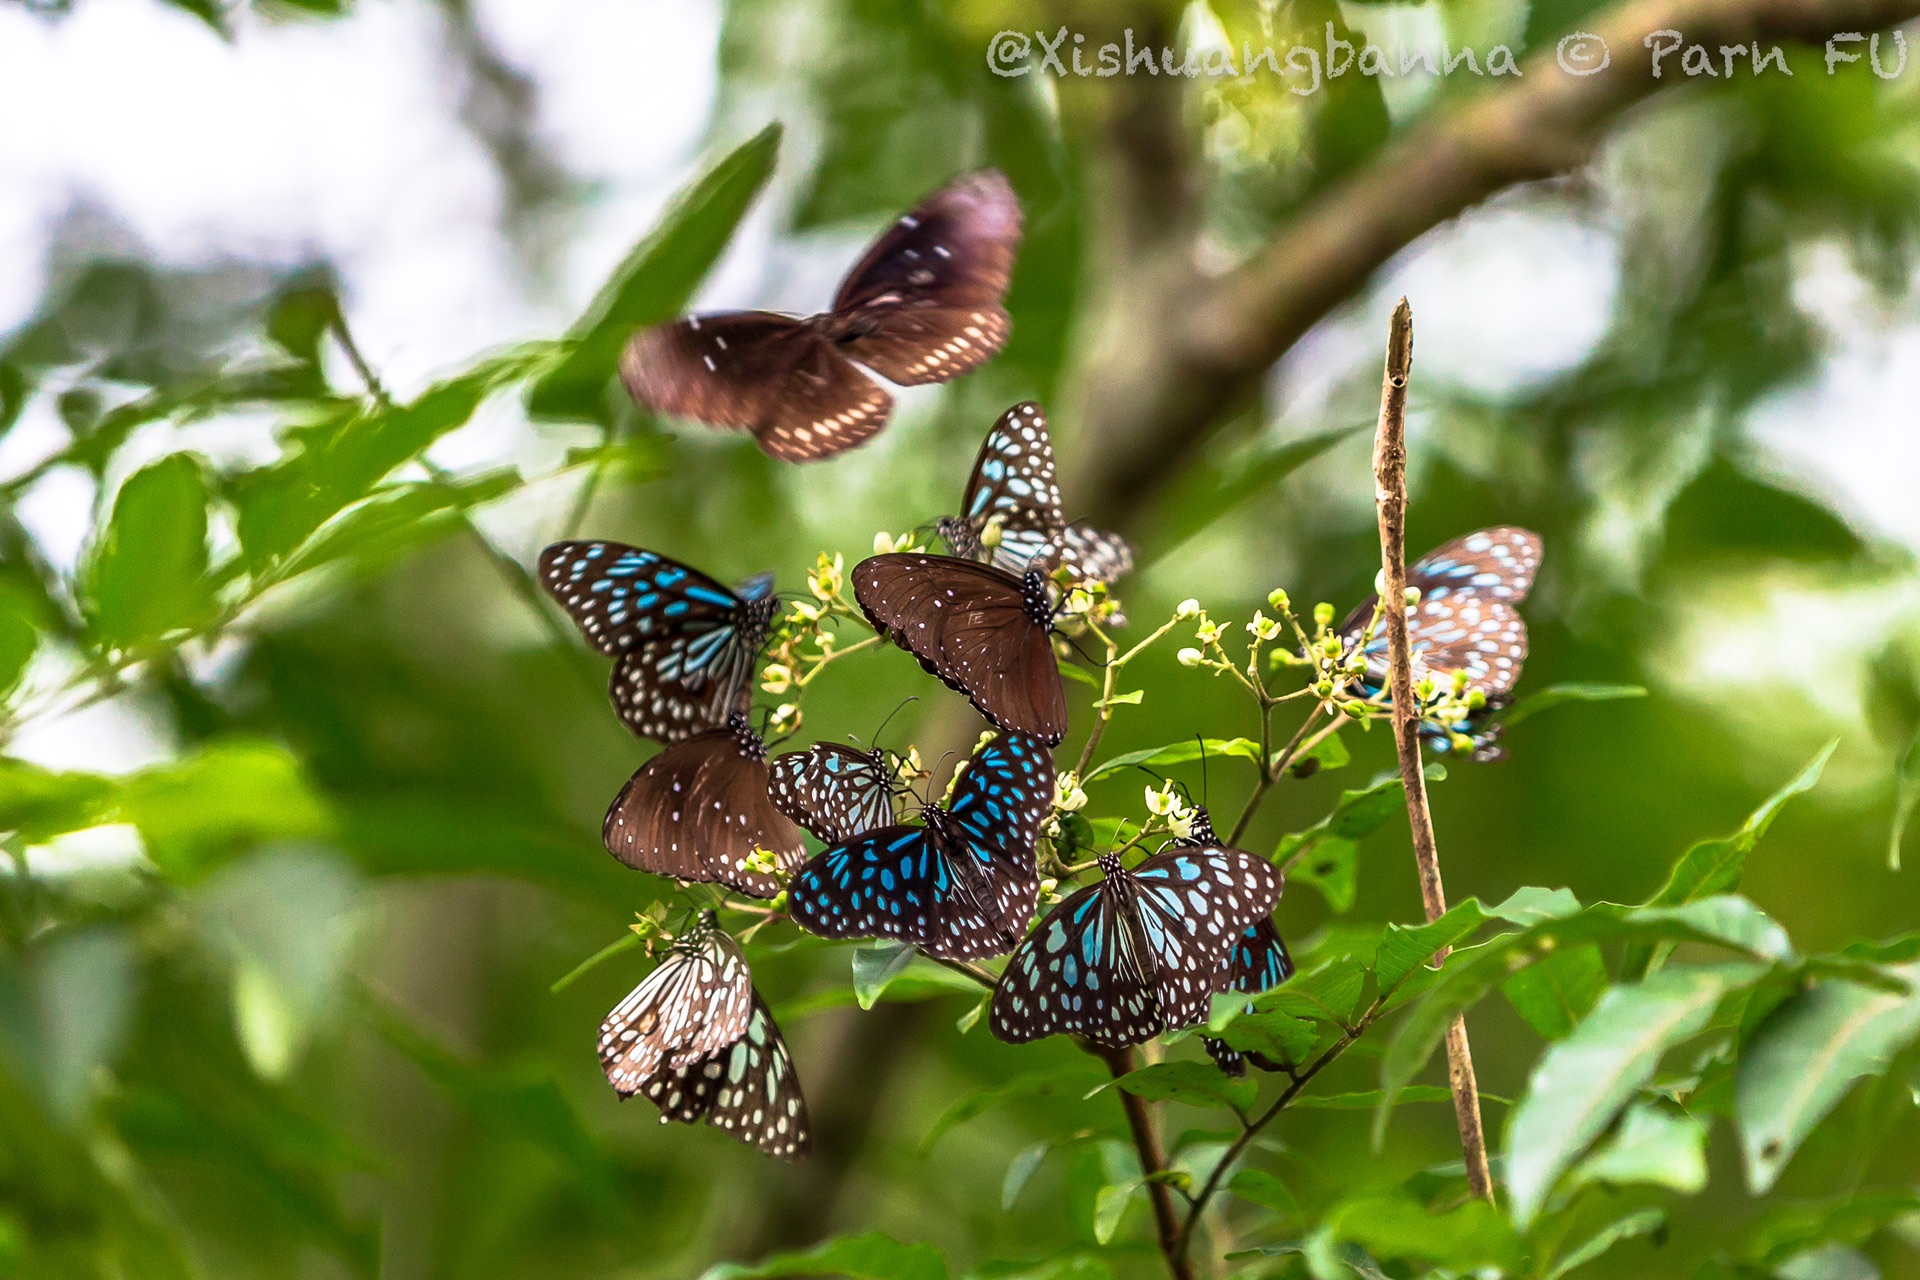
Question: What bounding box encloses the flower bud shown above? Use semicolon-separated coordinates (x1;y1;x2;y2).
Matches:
1177;647;1203;668
1267;587;1290;612
1313;602;1335;628
1176;598;1201;619
873;531;895;555
1314;679;1334;698
1403;585;1422;606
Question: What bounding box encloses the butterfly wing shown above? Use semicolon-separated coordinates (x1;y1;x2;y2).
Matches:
1126;847;1285;1030
602;721;806;898
598;923;753;1093
1060;521;1136;588
943;402;1065;573
852;553;1067;745
621;312;893;463
786;823;1013;959
768;743;895;845
540;544;773;743
824;171;1021;387
990;875;1166;1047
1225;916;1295;995
634;994;810;1161
945;731;1052;935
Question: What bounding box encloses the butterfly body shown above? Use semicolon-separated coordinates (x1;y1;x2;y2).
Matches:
623;171;1022;463
787;733;1052;959
602;714;806;898
853;553;1067;745
540;541;775;743
769;741;895;845
990;844;1283;1049
1342;526;1541;760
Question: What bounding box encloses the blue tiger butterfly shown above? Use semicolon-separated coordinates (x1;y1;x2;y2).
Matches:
539;541;775;744
989;844;1282;1049
1341;526;1542;761
769;742;897;845
786;733;1052;960
599;913;809;1160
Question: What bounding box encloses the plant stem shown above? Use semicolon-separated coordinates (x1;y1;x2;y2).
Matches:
1225;704;1323;847
928;954;997;988
1370;298;1494;1203
1098;1044;1195;1280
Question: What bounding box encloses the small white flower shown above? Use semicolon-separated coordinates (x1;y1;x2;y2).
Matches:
1175;598;1201;620
1246;611;1281;642
1054;771;1088;813
760;663;793;694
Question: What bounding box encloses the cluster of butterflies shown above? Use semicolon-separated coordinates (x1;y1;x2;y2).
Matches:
537;168;1545;1160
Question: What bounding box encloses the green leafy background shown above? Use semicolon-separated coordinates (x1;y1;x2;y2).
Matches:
1;2;1917;1280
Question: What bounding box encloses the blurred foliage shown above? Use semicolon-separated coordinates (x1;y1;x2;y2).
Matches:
2;2;1920;1280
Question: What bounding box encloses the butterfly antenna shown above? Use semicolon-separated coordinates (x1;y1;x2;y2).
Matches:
1057;630;1110;670
867;696;919;752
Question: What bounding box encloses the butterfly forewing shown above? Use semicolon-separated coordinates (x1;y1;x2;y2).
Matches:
621;312;816;434
602;717;806;898
945;732;1052;931
598;918;753;1094
769;743;895;845
853;553;1067;745
540;543;774;743
633;995;810;1161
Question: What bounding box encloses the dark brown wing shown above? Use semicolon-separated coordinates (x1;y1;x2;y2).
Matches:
825;170;1021;386
852;553;1066;745
601;721;807;898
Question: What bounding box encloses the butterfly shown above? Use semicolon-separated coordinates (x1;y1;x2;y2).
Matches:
989;845;1283;1049
786;732;1053;960
602;713;806;898
1340;526;1542;761
622;170;1023;463
1203;918;1297;1077
539;541;775;743
769;741;897;845
599;916;810;1160
938;402;1135;588
852;553;1067;745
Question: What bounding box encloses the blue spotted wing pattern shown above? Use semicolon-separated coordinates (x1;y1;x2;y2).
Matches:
990;846;1282;1048
769;742;896;846
1204;918;1296;1076
602;715;806;898
1341;527;1542;760
937;402;1134;588
598;913;752;1094
628;994;810;1160
786;733;1052;959
539;541;775;743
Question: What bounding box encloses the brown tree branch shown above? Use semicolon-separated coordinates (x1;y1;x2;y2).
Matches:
1371;299;1493;1202
1097;1044;1196;1280
1066;0;1920;530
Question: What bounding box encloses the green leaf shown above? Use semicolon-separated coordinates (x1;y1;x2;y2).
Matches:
1507;962;1768;1226
527;124;782;423
920;1068;1106;1152
1543;1207;1667;1280
0;759;116;843
1092;1183;1138;1246
1742;1188;1920;1268
1889;727;1920;871
1292;836;1357;912
1003;1141;1052;1211
1294;731;1351;773
1098;1060;1257;1113
118;741;334;883
1503;945;1609;1040
1083;738;1262;783
701;1233;947;1280
272;471;522;582
1059;662;1101;690
1275;767;1437;873
1210;1008;1321;1069
82;454;215;648
853;942;919;1010
1320;1194;1522;1274
0;585;39;699
1373;900;1495;989
1227;1168;1298;1216
1488;886;1585;926
1496;682;1647;729
1145;422;1369;562
1568;1102;1708;1194
1737;961;1920;1193
1625;740;1836;980
1290;1085;1464;1109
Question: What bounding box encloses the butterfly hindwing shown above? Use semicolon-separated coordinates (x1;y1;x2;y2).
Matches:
852;553;1067;745
1204;917;1297;1076
601;717;806;898
786;733;1052;959
633;994;810;1161
598;916;753;1094
769;743;895;846
539;542;774;743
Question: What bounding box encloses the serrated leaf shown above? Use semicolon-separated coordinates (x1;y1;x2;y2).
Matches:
1497;682;1647;729
1211;1008;1321;1068
700;1232;947;1280
1097;1060;1257;1112
528;124;781;424
1507;962;1767;1226
83;453;216;648
1373;900;1492;989
1737;961;1920;1193
1625;741;1835;980
1503;945;1608;1040
1083;738;1262;783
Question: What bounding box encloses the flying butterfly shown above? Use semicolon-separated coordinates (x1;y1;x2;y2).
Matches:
1340;526;1542;761
989;845;1283;1049
769;741;897;846
853;553;1067;745
622;170;1023;463
539;541;775;743
786;732;1052;960
602;713;806;898
938;401;1135;588
599;922;810;1161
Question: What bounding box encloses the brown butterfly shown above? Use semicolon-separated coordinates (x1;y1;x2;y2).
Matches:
621;170;1022;463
